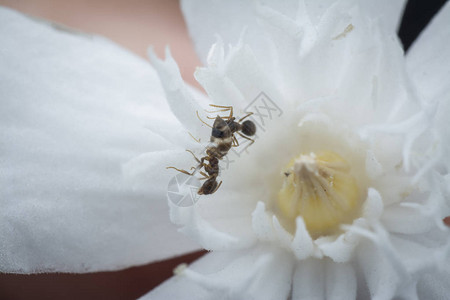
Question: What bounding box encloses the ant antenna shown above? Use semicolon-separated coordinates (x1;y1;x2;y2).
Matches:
206;104;233;120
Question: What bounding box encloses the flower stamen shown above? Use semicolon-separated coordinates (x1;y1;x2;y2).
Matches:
277;151;361;238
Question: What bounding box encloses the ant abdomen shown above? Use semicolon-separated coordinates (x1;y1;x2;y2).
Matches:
241;120;256;136
198;177;221;195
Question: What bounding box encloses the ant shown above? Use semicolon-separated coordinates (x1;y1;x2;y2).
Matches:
167;105;256;195
201;104;256;153
167;149;222;195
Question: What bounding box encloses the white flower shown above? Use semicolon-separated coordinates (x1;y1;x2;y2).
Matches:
1;1;450;300
143;0;450;299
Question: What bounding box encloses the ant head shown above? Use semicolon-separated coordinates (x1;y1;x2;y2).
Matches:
241;120;256;136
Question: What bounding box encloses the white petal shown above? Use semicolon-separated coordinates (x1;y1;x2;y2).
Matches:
417;269;450;300
251;202;277;242
291;217;314;260
357;239;400;299
365;149;384;179
195;41;284;109
302;0;407;32
390;234;437;273
381;203;434;234
406;1;450;102
142;246;294;300
272;216;295;249
148;47;209;138
181;0;276;64
363;188;384;221
194;67;246;108
169;197;256;251
292;258;325;299
357;0;407;31
181;0;406;64
251;202;295;250
316;234;357;263
325;261;357;300
406;2;450;171
0;7;200;273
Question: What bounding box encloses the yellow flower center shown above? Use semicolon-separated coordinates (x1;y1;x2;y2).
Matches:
277;150;362;238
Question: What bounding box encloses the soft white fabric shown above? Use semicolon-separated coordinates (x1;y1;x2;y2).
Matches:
0;7;200;273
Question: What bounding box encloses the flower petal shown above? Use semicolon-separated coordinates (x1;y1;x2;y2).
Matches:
292;258;325;299
148;47;211;138
181;0;407;64
381;203;435;234
406;2;450;172
325;261;357;300
0;7;200;273
141;245;294;300
390;234;437;273
406;1;450;103
356;239;400;299
417;269;450;300
169;191;257;251
291;217;315;260
357;0;407;31
251;201;277;242
195;40;284;108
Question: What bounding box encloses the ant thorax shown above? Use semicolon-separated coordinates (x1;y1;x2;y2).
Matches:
210;116;233;144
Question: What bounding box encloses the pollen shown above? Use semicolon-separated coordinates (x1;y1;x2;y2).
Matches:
277;151;361;238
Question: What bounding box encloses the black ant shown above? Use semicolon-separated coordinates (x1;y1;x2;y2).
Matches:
167;105;256;195
167;149;222;195
201;104;256;152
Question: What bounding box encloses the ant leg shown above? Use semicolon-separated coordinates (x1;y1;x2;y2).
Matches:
231;134;239;147
197;171;210;180
186;150;202;164
211;180;223;194
196;111;213;128
166;166;194;176
238;112;253;122
237;132;255;148
188;132;201;143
